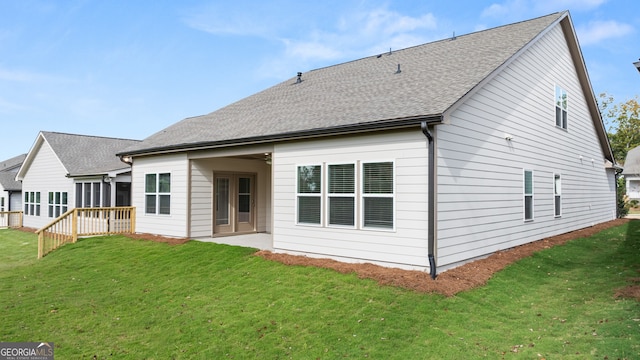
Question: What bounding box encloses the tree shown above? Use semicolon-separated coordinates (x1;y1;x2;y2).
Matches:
599;93;640;164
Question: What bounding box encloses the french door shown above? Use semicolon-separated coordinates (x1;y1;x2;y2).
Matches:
214;173;256;235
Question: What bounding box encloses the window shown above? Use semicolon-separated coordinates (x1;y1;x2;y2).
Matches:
297;165;322;224
328;164;355;226
145;173;171;215
48;192;68;218
76;182;106;208
524;170;533;221
554;174;561;217
555;85;567;129
24;191;40;216
1;197;4;212
362;162;394;229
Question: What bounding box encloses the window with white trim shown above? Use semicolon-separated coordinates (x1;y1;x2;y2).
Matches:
145;173;171;215
555;85;567;129
362;162;394;229
48;192;68;218
524;170;533;221
296;165;322;225
1;197;5;212
75;182;111;208
24;191;40;216
554;174;561;217
328;163;355;227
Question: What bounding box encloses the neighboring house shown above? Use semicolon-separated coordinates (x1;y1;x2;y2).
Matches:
0;154;27;213
16;131;141;229
117;11;617;273
622;145;640;200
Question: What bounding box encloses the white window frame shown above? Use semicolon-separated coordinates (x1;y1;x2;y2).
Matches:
524;170;534;222
555;85;568;130
48;192;68;218
361;161;395;231
554;173;561;218
24;191;41;216
326;162;356;228
295;164;323;226
145;172;171;215
0;197;4;212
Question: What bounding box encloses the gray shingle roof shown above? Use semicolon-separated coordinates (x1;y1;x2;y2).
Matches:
123;12;564;156
622;145;640;175
0;172;21;191
41;131;141;176
0;154;26;173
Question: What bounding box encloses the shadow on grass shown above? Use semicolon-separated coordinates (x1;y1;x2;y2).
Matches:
615;219;640;300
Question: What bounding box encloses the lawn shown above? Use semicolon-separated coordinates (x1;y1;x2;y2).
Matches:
0;222;638;359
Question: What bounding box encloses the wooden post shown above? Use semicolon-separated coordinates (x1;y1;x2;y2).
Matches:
37;231;43;259
130;207;136;234
72;209;78;243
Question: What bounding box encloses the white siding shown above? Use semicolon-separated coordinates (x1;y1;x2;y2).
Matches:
436;24;616;267
190;157;271;237
132;153;189;237
273;130;431;270
21;141;75;229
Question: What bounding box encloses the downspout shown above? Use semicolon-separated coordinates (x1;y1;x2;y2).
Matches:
421;121;437;280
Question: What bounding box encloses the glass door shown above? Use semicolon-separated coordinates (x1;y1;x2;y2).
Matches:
213;174;255;235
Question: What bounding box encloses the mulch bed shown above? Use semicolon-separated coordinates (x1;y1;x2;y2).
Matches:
256;218;636;297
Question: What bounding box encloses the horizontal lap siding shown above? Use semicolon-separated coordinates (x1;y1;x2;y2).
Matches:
22;141;75;229
436;24;615;267
273;131;430;268
190;161;213;237
132;154;189;237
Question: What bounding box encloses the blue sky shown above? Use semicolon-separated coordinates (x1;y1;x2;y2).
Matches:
0;0;637;161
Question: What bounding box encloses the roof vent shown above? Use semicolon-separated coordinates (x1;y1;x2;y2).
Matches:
450;31;456;41
395;64;401;74
296;72;302;84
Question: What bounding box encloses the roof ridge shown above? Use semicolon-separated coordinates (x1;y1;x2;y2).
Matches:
41;130;141;142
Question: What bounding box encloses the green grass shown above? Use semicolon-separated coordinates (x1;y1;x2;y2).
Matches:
1;223;639;359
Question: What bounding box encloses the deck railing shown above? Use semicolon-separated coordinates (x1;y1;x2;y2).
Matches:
0;211;23;228
36;207;136;259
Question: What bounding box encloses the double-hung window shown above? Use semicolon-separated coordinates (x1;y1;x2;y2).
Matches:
0;197;4;212
328;164;355;226
362;162;394;229
555;85;568;129
554;174;561;217
24;191;40;216
297;165;322;225
145;173;171;215
48;192;68;218
524;170;534;221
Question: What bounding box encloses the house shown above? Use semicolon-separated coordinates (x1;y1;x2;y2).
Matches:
0;153;26;213
117;11;617;274
16;131;140;229
622;145;640;201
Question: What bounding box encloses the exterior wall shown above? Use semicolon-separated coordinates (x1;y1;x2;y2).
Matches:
21;141;76;229
190;157;271;238
625;176;640;200
131;153;189;238
9;191;21;211
436;23;616;268
272;130;430;270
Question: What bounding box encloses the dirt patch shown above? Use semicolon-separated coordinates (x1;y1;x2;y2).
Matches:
124;232;190;245
257;218;634;297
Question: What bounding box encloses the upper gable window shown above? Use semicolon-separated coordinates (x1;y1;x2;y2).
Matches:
555;85;567;129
